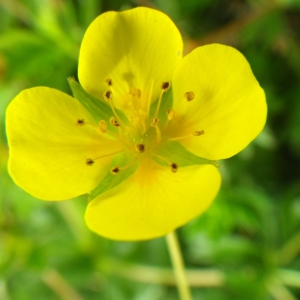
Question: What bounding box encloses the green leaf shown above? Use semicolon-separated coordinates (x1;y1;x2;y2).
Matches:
155;141;219;167
68;77;113;122
88;154;138;201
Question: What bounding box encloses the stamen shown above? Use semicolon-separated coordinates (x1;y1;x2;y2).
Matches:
76;119;85;126
193;130;205;136
103;90;113;101
110;156;138;175
151;118;159;125
76;119;98;128
151;120;161;145
129;87;142;111
104;90;126;127
161;81;171;92
99;120;107;133
129;87;141;98
86;158;94;166
153;81;171;120
110;117;120;127
106;78;112;86
166;108;175;120
135;143;145;153
184;91;195;102
170;162;178;173
152;153;178;173
169;130;205;141
111;166;120;175
86;150;124;166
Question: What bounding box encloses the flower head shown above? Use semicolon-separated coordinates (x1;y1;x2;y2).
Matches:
6;7;267;240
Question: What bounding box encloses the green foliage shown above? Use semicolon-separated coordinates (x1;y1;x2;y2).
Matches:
1;0;300;299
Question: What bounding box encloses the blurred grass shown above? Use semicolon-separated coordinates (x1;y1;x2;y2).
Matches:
0;0;300;299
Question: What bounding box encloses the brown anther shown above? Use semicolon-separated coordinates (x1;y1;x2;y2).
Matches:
99;120;107;133
105;78;112;86
110;117;120;127
135;143;145;153
151;118;159;126
111;166;120;175
104;90;113;101
170;162;178;173
86;158;94;166
77;119;85;126
193;130;205;136
161;81;171;92
166;108;175;120
184;91;195;101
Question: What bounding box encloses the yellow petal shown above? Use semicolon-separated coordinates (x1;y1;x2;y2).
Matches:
85;158;221;241
78;7;183;111
6;87;122;200
169;44;267;160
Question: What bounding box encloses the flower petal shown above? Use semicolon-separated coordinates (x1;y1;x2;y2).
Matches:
78;7;183;111
169;44;267;160
6;87;122;200
85;158;221;241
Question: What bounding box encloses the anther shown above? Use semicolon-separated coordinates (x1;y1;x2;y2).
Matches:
193;130;204;136
169;130;205;141
152;153;178;174
184;91;195;101
151;118;159;126
106;78;112;86
98;120;107;133
129;87;141;98
135;143;145;153
170;162;178;173
104;90;113;101
161;81;171;92
77;119;85;126
86;158;94;166
111;166;120;175
110;117;120;127
166;108;175;120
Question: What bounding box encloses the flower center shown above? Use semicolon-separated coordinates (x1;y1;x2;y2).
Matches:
77;80;204;174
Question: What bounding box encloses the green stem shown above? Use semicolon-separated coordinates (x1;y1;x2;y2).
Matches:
166;231;193;300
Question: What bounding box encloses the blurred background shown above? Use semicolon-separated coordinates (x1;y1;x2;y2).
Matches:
1;0;300;299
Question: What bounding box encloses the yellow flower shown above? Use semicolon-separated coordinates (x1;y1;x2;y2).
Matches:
6;7;267;241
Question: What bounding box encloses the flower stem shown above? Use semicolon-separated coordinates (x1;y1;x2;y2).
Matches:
166;231;192;300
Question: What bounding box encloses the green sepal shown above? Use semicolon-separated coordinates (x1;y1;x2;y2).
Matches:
155;141;219;167
68;77;125;123
88;154;139;201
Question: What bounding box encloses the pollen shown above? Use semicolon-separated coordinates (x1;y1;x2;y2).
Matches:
76;119;85;126
161;81;171;92
111;166;120;175
104;90;113;101
135;143;145;153
86;158;94;166
170;162;178;173
184;91;195;101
